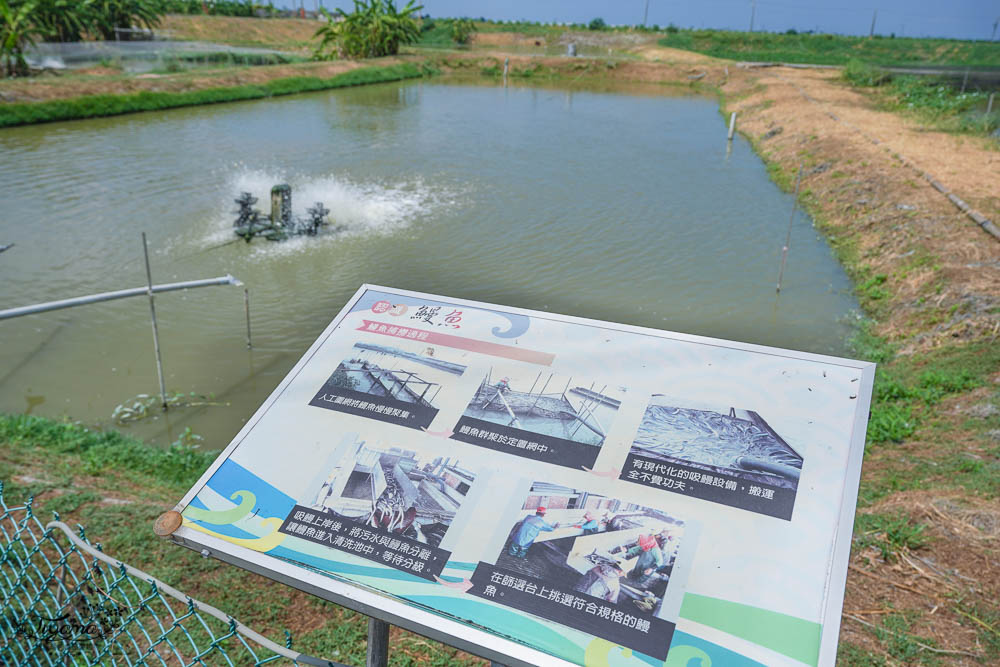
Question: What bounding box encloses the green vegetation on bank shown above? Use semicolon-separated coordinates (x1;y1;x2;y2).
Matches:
0;413;217;489
0;414;482;666
843;59;999;135
416;17;476;47
659;29;1000;67
0;62;428;127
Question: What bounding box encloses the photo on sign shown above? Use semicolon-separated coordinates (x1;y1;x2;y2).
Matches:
495;482;686;619
318;342;468;411
629;396;803;492
451;367;624;470
307;434;475;548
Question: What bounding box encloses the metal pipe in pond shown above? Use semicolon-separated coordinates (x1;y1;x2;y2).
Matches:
727;112;737;141
0;275;242;320
142;233;168;410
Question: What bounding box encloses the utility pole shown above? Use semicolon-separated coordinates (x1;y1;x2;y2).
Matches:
869;10;877;38
643;0;650;26
749;0;756;32
993;17;999;41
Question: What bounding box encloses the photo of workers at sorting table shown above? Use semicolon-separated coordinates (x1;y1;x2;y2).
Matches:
495;482;686;619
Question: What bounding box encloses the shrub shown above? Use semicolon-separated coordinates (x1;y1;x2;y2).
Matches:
843;58;893;87
588;17;605;31
449;17;475;44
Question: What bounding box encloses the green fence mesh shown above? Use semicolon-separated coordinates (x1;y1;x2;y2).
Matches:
0;481;340;667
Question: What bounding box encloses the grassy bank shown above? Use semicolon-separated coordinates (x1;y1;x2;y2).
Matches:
659;29;1000;67
0;414;485;666
0;63;427;128
718;72;1000;662
843;60;1000;136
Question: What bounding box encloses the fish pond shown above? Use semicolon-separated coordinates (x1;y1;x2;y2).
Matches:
0;78;858;446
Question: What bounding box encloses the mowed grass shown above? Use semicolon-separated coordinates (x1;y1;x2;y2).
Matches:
658;29;1000;67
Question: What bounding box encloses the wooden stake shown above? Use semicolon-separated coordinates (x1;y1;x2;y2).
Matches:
776;163;804;294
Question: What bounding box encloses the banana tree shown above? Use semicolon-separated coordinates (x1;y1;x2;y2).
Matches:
0;0;42;77
33;0;94;42
314;0;422;60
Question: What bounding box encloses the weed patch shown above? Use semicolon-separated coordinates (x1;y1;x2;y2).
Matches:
854;512;929;561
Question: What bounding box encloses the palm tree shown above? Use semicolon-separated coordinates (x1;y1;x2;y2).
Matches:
314;0;423;60
0;0;42;77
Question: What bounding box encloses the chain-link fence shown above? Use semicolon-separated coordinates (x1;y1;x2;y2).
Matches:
0;481;342;667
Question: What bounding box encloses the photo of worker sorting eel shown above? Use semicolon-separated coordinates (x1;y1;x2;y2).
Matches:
309;436;474;548
630;396;804;490
461;367;624;447
320;342;467;410
495;482;685;618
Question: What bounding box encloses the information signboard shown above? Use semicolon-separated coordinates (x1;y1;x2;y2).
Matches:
170;285;875;667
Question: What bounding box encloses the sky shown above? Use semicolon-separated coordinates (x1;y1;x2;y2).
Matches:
298;1;1000;41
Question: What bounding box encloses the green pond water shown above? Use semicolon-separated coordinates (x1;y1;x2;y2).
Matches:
0;78;859;447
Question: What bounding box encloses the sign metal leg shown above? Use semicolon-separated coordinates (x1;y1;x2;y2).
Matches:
366;617;389;667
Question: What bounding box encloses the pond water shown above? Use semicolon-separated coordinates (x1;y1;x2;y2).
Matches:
0;78;858;447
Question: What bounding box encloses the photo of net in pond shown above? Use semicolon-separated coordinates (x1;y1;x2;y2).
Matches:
451;367;624;470
467;482;685;659
309;342;467;430
621;396;804;519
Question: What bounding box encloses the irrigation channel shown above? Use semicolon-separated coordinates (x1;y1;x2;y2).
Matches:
0;78;858;447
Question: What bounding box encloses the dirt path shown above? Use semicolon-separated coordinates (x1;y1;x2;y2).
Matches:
716;60;1000;349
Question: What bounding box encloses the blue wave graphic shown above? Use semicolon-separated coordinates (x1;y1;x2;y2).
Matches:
204;458;297;519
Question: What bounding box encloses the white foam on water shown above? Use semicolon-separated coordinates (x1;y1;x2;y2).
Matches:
202;167;460;257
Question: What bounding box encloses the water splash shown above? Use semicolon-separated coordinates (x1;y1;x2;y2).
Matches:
202;167;460;254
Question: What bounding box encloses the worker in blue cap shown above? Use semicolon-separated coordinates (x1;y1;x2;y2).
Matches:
509;507;560;558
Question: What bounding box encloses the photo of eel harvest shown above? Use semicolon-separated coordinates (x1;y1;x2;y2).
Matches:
632;401;803;490
312;446;473;548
